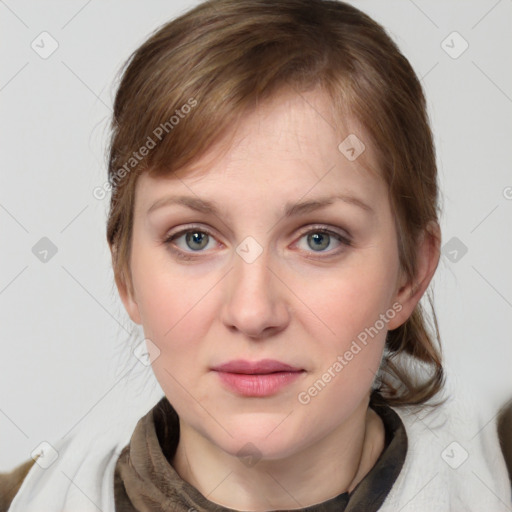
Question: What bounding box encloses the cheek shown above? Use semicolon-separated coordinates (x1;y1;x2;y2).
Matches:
136;275;213;353
130;248;218;381
305;258;397;344
297;250;398;390
295;276;390;416
131;240;203;336
139;277;214;403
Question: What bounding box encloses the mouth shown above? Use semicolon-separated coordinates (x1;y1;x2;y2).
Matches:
211;359;305;397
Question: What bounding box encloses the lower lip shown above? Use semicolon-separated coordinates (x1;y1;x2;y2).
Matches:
214;371;304;397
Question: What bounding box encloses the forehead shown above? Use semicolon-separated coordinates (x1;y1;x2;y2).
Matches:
136;88;385;213
208;88;378;170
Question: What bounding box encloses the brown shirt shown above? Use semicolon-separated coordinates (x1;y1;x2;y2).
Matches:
0;392;408;511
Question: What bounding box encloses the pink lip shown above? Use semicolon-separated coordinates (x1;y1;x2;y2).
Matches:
211;359;305;397
212;359;302;374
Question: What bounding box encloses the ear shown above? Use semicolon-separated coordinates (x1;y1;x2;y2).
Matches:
387;221;441;330
110;245;142;325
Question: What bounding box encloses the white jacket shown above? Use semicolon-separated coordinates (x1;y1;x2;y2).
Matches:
8;371;512;512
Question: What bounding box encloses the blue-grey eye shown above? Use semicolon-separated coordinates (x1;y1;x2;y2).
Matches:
307;232;332;251
185;231;209;250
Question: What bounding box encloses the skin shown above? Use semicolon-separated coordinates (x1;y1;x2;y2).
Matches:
115;88;440;510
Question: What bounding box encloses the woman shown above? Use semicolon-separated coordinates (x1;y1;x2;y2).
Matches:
2;0;510;510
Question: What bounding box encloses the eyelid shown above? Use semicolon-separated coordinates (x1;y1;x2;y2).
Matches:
295;224;352;244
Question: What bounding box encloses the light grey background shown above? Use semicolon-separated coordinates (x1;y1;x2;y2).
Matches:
1;0;511;471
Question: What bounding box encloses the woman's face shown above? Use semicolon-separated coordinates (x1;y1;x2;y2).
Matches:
120;89;409;460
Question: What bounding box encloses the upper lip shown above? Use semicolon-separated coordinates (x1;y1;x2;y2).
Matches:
212;359;303;374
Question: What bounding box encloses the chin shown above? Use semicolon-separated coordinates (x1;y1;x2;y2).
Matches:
210;417;303;461
223;437;298;463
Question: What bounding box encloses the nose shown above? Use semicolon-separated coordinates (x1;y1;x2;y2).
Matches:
221;247;291;339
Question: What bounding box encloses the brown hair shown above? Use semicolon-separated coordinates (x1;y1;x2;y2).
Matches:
106;0;444;407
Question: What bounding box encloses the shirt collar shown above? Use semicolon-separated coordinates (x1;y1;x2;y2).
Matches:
115;391;407;511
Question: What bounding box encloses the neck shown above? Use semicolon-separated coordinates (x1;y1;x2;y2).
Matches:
171;399;385;510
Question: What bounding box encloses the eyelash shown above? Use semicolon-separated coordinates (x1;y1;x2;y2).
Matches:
163;224;352;261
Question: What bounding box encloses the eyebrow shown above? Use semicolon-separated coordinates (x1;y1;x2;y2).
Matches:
146;193;374;217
